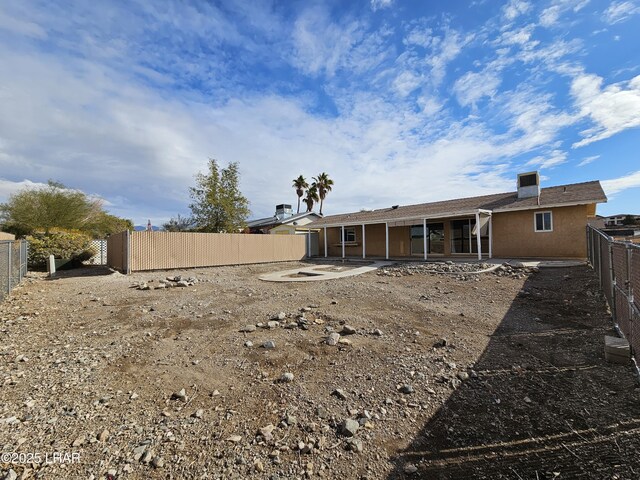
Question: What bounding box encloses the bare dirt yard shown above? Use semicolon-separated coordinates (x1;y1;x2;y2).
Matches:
1;260;639;480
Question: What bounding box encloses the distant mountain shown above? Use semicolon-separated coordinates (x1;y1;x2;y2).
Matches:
133;225;162;231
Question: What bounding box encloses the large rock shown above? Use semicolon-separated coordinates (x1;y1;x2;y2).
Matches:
340;419;359;437
326;333;341;346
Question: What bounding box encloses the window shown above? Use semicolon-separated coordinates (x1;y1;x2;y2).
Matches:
342;227;356;243
535;211;553;232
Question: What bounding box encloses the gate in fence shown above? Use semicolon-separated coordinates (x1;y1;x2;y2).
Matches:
0;240;28;303
587;225;640;359
86;239;108;265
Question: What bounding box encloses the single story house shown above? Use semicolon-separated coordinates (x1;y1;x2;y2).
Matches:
306;172;607;259
247;204;322;235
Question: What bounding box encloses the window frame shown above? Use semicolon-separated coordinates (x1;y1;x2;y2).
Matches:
534;211;553;232
342;226;356;243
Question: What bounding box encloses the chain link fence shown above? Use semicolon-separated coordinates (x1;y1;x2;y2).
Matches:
587;225;640;361
0;240;28;303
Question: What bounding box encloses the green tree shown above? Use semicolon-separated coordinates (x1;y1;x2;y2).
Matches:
304;183;319;212
0;181;131;237
621;214;637;226
313;172;334;215
189;159;250;233
292;175;309;214
162;214;196;232
85;212;134;238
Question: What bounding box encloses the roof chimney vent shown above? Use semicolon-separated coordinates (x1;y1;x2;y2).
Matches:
517;171;540;199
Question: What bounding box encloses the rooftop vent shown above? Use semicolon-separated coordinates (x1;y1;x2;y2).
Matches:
275;204;293;220
517;171;540;199
392;205;399;209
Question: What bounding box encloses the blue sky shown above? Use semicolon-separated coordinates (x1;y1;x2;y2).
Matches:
0;0;639;225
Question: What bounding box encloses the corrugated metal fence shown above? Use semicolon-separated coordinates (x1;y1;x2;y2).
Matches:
0;240;28;303
587;225;640;359
107;231;307;273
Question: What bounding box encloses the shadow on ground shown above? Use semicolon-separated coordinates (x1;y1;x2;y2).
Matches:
45;265;116;280
388;266;640;479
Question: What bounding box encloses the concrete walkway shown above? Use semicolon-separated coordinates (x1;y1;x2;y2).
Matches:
259;261;394;282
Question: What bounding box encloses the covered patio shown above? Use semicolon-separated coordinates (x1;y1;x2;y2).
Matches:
309;209;493;261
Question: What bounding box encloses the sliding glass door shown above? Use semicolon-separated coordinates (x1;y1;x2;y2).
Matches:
410;223;445;255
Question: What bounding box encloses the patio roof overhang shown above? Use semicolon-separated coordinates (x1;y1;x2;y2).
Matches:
311;208;492;229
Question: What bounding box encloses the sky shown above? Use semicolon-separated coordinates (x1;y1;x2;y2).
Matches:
0;0;639;226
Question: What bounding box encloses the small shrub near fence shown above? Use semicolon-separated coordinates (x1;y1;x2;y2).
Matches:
587;226;640;359
26;230;96;269
0;240;28;303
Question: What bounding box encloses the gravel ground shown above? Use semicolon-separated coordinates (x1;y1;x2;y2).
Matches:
1;261;638;480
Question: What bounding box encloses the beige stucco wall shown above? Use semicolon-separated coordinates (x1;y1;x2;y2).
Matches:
0;232;16;241
492;205;592;258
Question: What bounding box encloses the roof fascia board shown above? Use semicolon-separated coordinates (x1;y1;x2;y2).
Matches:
493;199;606;213
313;209;488;228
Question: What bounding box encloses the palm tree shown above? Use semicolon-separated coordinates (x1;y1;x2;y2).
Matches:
292;175;309;214
313;172;334;215
304;183;319;212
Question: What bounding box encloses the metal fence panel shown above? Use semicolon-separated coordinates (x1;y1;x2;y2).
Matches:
0;240;28;303
632;246;640;311
588;226;640;360
600;236;613;307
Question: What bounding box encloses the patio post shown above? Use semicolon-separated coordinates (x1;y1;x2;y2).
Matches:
488;215;493;259
423;218;427;261
341;225;345;259
362;224;366;259
324;227;327;257
475;212;482;260
385;222;389;260
307;228;311;258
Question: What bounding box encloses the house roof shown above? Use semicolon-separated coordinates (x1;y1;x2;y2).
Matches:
308;180;607;228
247;211;321;228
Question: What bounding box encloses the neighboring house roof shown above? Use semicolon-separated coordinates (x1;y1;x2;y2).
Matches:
247;211;321;229
308;181;607;228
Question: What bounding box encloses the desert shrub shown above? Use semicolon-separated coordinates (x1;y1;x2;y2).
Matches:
26;229;96;269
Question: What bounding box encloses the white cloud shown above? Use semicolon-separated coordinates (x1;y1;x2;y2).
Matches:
428;29;474;86
371;0;393;12
571;73;640;147
540;6;561;27
526;150;568;169
0;179;50;201
291;6;366;77
392;70;422;97
577;155;599;166
604;1;640;24
503;0;532;21
0;9;47;39
539;0;591;27
601;170;640;195
453;70;502;107
499;25;535;46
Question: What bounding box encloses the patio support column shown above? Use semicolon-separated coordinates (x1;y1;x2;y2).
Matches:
385;222;389;260
307;228;311;258
324;227;327;258
475;212;482;260
488;215;493;259
423;218;428;261
341;225;345;259
362;224;366;259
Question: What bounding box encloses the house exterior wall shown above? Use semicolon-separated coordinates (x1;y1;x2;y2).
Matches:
492;205;592;258
0;232;16;241
318;204;594;259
